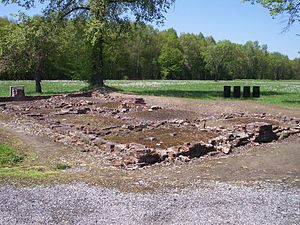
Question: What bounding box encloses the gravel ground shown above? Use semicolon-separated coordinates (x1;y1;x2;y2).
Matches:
0;182;299;225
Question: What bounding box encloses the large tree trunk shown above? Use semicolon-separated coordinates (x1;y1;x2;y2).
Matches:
35;72;42;93
90;36;104;87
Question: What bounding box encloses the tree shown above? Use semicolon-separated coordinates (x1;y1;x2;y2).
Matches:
102;23;162;80
47;18;93;81
23;16;60;93
0;15;61;93
243;0;300;29
179;33;209;80
204;41;245;81
243;41;269;79
2;0;176;87
267;52;294;79
158;29;184;79
0;17;40;81
129;24;162;79
293;58;300;79
0;19;25;80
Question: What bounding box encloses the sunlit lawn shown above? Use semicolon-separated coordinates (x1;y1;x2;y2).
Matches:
0;80;88;97
107;80;300;108
0;80;299;108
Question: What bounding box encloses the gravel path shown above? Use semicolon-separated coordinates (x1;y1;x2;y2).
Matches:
0;182;299;225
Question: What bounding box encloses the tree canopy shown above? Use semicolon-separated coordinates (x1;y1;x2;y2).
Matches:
1;0;176;89
243;0;300;29
1;19;299;82
0;1;299;89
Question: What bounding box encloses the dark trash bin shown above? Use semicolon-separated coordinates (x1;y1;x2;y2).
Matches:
224;86;231;98
233;86;241;98
243;86;251;98
253;86;260;98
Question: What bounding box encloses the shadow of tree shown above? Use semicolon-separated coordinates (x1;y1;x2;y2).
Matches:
282;100;300;104
123;89;287;99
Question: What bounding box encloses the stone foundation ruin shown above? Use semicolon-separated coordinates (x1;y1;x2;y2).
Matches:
1;89;299;169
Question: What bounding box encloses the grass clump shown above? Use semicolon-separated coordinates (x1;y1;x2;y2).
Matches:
0;144;24;166
56;163;71;170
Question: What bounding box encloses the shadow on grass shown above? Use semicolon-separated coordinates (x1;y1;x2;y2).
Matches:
22;85;115;96
25;87;90;96
48;89;87;95
120;89;286;99
282;100;300;104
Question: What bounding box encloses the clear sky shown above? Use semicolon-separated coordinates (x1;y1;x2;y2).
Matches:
1;0;299;59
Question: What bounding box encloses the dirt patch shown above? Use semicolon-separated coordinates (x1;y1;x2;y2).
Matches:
94;101;122;109
53;114;127;130
106;127;217;149
128;109;198;121
206;117;282;128
190;136;300;186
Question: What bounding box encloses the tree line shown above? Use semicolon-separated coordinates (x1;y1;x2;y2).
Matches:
0;0;299;93
1;16;299;84
0;16;300;83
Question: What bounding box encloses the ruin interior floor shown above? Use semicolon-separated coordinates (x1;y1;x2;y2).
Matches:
0;90;299;190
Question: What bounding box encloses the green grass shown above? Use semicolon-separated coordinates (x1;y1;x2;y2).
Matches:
0;144;58;178
0;140;56;178
106;80;300;108
0;80;88;96
0;79;299;107
0;144;24;166
0;166;58;178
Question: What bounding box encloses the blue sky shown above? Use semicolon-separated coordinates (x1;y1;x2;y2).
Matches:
1;0;299;59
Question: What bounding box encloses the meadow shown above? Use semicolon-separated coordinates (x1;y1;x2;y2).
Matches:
0;80;88;97
0;80;300;107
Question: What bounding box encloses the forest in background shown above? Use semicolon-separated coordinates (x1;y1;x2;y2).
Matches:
1;16;300;82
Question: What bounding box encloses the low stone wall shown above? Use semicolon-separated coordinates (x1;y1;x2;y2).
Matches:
0;92;92;102
0;96;54;102
0;97;15;102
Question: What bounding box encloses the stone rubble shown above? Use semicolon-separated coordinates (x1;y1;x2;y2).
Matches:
1;89;300;169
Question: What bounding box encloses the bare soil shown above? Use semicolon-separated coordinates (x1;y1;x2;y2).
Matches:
0;91;299;190
118;93;300;118
106;127;217;149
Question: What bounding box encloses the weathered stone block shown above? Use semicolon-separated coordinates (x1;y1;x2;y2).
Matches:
179;142;215;158
10;86;25;98
247;122;277;143
129;146;161;165
138;151;161;165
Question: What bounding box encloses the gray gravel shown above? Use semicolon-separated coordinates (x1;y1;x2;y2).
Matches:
0;182;299;225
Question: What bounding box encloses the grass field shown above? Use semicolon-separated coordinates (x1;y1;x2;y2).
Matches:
109;80;300;108
0;80;300;107
0;80;88;97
